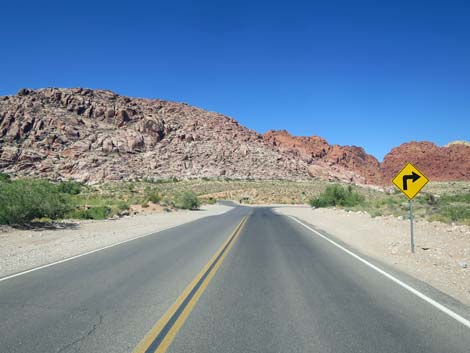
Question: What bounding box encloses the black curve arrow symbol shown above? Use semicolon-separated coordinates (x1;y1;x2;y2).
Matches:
402;171;420;190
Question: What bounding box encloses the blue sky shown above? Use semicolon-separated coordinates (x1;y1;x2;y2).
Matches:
1;1;469;160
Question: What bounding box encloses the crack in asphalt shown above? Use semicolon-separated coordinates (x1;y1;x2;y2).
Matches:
56;312;103;353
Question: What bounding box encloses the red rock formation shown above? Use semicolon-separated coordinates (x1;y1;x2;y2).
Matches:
264;131;470;184
264;130;382;184
380;141;470;183
1;88;468;184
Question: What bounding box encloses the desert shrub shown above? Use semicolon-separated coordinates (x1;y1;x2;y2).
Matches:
57;180;83;195
160;197;174;207
369;210;383;218
437;205;470;223
69;206;112;220
145;190;161;204
309;184;364;208
426;193;438;205
116;201;130;211
385;198;399;208
173;191;200;210
205;197;217;205
0;173;11;182
0;179;71;225
309;196;329;208
439;193;470;203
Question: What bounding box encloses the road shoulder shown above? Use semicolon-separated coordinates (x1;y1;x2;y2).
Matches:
274;206;470;308
0;204;232;278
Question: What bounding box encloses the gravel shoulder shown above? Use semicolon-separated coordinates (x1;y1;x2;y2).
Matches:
0;204;232;278
274;206;470;306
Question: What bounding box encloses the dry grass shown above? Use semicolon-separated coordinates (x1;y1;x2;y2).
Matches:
93;178;342;205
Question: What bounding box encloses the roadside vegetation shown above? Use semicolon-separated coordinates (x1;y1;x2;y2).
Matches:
309;184;364;208
309;181;470;226
0;176;72;225
0;174;203;226
1;172;469;226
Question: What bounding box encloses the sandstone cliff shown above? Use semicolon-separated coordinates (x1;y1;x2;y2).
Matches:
380;141;470;182
1;88;468;184
263;130;382;184
263;131;470;184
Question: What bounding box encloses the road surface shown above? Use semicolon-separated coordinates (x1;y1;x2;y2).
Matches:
0;205;469;353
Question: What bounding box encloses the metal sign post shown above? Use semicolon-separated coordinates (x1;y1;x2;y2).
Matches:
392;162;429;254
409;200;414;253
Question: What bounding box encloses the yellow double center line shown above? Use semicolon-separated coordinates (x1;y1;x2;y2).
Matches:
133;214;250;353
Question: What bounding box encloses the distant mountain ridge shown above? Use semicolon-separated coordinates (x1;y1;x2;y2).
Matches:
263;130;470;184
380;141;470;182
263;130;382;184
0;88;468;184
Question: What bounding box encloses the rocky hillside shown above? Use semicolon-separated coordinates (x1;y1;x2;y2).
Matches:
0;88;313;182
0;88;468;184
264;130;382;184
381;141;470;182
264;131;470;184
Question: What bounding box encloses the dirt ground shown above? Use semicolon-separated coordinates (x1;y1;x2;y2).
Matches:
0;204;231;278
274;206;470;306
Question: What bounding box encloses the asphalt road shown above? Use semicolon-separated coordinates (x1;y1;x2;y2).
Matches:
0;205;469;353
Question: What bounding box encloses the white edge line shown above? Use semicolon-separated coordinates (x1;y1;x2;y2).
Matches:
0;229;166;283
0;209;228;283
289;215;470;329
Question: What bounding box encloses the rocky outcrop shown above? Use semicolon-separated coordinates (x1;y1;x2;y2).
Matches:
264;130;381;184
0;88;310;182
1;88;468;184
263;131;470;184
380;141;470;182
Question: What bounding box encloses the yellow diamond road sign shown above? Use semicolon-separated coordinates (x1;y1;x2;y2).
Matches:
392;162;429;200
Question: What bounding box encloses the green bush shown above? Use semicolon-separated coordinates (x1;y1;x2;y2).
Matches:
173;191;200;210
439;193;470;203
117;201;130;211
370;210;383;218
160;197;174;207
128;183;136;192
205;197;217;205
0;180;71;225
145;191;161;204
57;180;83;195
69;206;112;220
309;196;329;208
0;173;11;182
438;205;470;223
309;184;364;208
